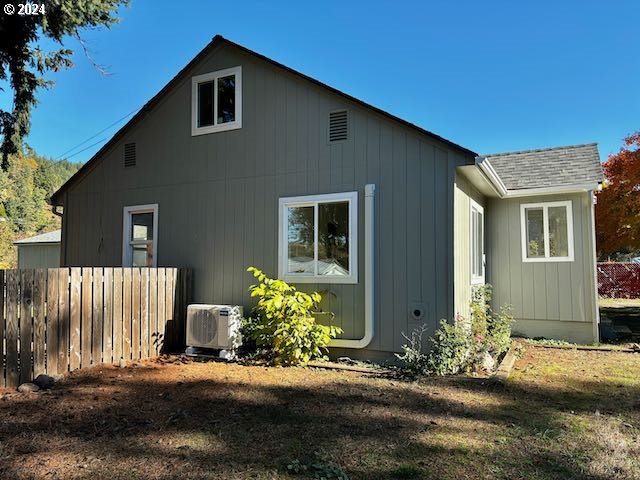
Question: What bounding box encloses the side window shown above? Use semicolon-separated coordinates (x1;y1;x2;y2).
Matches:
123;204;158;267
470;200;484;284
191;66;242;135
521;201;574;262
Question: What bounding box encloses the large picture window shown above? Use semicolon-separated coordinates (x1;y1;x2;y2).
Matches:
191;66;242;136
520;200;574;262
123;204;158;267
470;200;484;284
278;191;358;284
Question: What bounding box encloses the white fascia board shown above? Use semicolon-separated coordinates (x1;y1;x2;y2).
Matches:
503;183;600;198
474;156;508;197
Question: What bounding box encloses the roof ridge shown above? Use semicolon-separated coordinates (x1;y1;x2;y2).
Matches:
483;142;598;158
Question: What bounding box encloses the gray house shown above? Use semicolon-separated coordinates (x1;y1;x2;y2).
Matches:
50;36;603;358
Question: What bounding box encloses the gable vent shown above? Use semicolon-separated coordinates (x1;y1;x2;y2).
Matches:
328;110;349;143
124;142;136;168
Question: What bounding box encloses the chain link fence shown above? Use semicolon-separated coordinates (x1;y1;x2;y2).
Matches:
597;263;640;299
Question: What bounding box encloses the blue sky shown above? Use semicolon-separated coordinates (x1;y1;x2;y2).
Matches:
17;0;640;162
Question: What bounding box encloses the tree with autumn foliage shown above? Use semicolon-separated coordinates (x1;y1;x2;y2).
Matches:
595;131;640;260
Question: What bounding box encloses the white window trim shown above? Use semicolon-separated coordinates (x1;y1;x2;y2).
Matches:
122;204;158;267
470;199;485;285
520;200;574;263
191;66;242;136
278;191;358;284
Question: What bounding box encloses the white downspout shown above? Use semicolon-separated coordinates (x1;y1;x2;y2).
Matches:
589;190;601;343
330;184;375;349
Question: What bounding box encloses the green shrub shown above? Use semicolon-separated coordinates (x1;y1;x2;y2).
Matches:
397;284;514;376
426;319;473;376
395;324;430;375
245;267;342;365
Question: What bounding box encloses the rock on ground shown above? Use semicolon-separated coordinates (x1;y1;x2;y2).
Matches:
17;383;40;393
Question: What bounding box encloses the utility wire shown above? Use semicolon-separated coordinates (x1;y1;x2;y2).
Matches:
56;105;142;160
64;138;109;160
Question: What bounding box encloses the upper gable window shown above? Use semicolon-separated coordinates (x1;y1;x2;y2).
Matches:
191;66;242;136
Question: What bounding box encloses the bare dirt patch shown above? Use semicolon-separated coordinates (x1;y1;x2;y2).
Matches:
0;348;639;479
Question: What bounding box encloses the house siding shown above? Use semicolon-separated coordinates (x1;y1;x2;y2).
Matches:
486;192;598;343
59;43;473;354
453;172;486;321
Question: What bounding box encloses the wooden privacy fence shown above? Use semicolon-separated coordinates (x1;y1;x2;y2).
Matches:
597;262;640;299
0;267;192;388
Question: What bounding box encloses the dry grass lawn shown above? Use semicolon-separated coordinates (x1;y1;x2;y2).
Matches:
0;346;639;479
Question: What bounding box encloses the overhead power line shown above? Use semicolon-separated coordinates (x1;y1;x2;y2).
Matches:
56;105;142;160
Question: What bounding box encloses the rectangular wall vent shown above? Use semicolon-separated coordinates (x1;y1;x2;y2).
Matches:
124;142;136;168
329;110;349;143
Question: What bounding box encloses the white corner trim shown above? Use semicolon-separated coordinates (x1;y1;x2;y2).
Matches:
520;200;574;263
122;203;158;267
191;66;242;136
278;190;358;284
588;190;601;341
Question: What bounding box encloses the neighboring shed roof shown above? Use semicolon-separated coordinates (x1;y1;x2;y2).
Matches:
483;143;603;191
50;35;477;205
14;230;61;245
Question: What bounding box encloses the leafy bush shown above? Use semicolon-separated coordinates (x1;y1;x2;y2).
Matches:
395;324;430;375
397;284;514;376
426;319;473;376
245;267;342;365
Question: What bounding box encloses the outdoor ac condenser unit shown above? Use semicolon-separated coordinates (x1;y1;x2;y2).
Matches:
185;304;243;359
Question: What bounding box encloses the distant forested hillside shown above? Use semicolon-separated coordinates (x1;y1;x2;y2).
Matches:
0;149;79;268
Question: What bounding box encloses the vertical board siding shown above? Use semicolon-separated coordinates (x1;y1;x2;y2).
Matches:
58;46;475;354
0;268;189;387
487;193;596;326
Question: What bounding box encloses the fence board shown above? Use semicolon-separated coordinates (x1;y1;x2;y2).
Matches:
33;269;46;377
6;270;19;387
46;269;59;376
58;268;70;373
157;268;166;353
0;270;5;387
122;268;132;361
113;268;123;363
81;268;92;368
132;268;141;360
19;270;33;384
0;267;190;386
140;268;149;359
103;268;113;364
69;268;81;371
149;268;158;355
92;268;103;364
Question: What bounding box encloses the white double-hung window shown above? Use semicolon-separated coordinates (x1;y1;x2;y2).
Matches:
520;200;574;262
123;204;158;267
470;200;484;284
278;191;358;284
191;66;242;135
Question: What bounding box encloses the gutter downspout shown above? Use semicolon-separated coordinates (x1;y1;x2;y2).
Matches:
330;183;375;349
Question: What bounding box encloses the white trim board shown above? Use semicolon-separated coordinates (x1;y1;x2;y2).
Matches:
470;198;485;285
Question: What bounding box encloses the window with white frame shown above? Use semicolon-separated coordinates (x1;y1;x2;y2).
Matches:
191;66;242;136
470;200;484;283
520;200;574;262
123;204;158;267
278;191;357;284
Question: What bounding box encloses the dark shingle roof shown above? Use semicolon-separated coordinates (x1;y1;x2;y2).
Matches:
14;229;61;245
483;143;603;191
